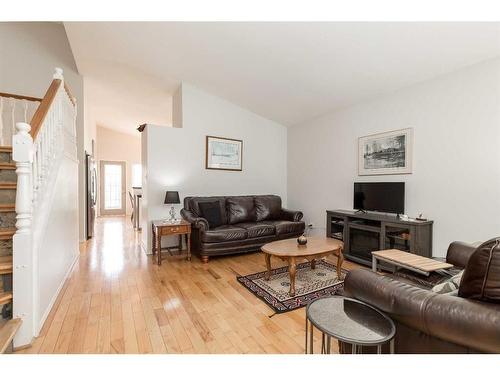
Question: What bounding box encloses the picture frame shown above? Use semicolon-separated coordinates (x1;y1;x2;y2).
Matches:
358;128;413;176
206;135;243;171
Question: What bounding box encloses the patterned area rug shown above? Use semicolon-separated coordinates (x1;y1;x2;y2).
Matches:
237;260;347;313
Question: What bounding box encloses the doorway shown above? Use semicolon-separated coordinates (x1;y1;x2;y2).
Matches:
99;160;126;215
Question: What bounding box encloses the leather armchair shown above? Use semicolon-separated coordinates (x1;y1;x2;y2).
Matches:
342;240;500;353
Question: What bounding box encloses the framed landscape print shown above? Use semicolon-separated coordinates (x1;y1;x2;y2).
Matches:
358;128;413;175
206;136;243;171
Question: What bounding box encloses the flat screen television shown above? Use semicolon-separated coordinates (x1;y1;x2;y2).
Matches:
353;182;405;214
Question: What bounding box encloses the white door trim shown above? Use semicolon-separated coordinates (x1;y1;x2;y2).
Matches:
99;160;126;216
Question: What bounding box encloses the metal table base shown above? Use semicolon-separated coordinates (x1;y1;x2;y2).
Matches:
305;313;395;354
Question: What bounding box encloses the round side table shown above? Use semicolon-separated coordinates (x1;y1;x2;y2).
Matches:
305;296;396;354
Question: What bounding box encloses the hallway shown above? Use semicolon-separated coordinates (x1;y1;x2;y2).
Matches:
17;216;357;354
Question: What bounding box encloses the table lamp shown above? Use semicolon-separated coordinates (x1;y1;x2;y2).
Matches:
164;191;180;222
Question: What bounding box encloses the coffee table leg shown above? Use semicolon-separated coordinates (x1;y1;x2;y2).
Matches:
372;256;378;272
288;257;297;297
336;251;344;280
311;259;316;269
265;253;272;281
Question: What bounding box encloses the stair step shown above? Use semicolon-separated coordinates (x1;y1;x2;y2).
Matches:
0;183;16;190
0;163;15;170
0;147;12;154
0;205;15;213
0;229;15;240
0;256;12;275
0;291;13;305
0;318;21;353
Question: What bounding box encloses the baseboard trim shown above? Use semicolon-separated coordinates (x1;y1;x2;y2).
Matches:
35;252;78;336
141;240;152;255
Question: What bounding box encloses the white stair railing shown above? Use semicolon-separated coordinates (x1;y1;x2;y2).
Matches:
12;68;77;348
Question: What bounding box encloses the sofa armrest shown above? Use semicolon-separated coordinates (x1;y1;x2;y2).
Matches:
280;208;303;222
180;209;209;231
446;241;478;268
344;269;500;353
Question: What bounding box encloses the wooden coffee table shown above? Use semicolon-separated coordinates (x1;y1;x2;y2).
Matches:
372;249;453;276
261;237;344;297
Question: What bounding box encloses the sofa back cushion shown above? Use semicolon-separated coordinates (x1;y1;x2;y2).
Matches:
198;201;223;229
458;237;500;304
226;196;256;224
187;197;227;225
254;195;282;221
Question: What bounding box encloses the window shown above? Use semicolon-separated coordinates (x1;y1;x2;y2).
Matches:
132;163;142;188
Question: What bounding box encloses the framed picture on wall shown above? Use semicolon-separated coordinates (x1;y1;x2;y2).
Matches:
358;128;413;175
206;136;243;171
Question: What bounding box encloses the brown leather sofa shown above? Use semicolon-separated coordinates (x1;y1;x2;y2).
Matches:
180;195;305;263
343;241;500;353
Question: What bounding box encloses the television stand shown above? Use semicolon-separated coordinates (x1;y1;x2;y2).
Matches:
326;210;433;268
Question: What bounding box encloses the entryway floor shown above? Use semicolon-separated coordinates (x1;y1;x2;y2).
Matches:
16;216;362;354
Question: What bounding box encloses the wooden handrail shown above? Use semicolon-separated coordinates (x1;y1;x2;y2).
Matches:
29;79;62;139
0;92;42;102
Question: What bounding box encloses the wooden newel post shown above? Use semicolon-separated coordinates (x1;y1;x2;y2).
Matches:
12;121;35;348
13;122;33;232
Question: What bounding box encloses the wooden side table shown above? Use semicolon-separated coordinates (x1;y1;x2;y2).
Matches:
152;219;191;265
371;249;453;276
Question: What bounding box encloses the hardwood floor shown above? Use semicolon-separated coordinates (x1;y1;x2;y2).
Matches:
16;216;362;354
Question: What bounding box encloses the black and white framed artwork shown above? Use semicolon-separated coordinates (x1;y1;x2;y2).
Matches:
358;128;413;175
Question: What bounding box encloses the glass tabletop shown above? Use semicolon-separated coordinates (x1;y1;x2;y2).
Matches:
306;296;395;345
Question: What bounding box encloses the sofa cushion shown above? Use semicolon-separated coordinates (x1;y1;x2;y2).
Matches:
235;222;276;238
201;225;248;243
227;196;256;224
459;237;500;303
198;201;222;229
254;195;282;221
262;220;305;236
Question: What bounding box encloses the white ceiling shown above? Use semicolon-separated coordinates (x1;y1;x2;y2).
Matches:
65;22;500;132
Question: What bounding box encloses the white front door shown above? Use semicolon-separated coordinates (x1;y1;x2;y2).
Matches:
99;161;126;215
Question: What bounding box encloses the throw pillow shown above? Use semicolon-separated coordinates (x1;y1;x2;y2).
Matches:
198;201;222;229
431;270;464;295
458;237;500;303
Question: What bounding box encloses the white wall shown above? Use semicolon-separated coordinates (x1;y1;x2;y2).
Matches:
37;156;79;332
288;58;500;257
0;22;89;243
142;83;288;252
96;126;141;216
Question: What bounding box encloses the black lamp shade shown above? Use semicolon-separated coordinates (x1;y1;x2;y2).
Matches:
164;191;180;204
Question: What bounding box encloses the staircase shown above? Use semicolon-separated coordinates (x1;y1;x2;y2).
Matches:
0;68;77;353
0;147;21;353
